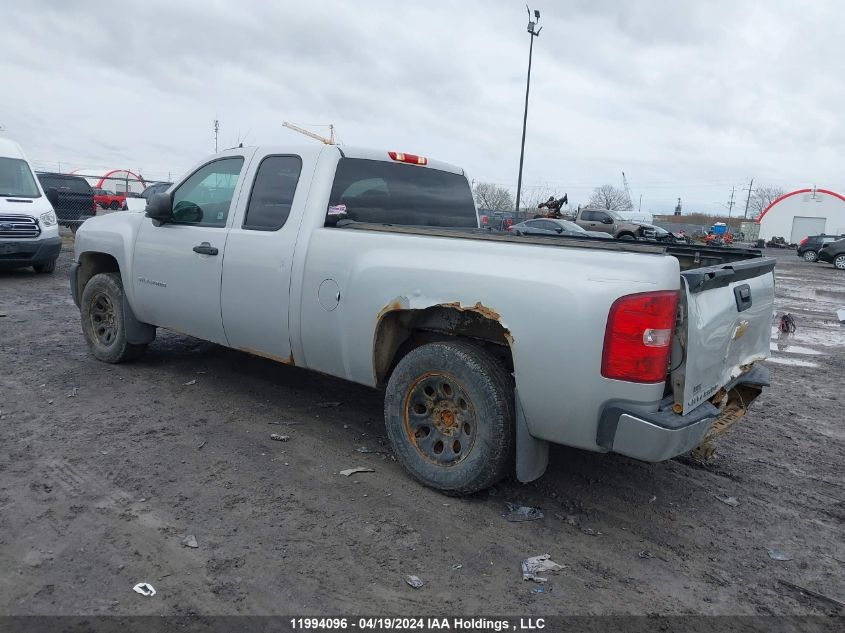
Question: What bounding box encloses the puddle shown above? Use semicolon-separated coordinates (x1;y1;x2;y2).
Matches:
764;357;820;368
769;342;822;355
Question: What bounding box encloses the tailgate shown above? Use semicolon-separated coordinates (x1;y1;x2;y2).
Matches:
672;257;776;414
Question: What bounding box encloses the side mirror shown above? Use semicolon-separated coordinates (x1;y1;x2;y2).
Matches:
145;193;173;223
555;226;563;233
45;187;59;207
602;217;614;224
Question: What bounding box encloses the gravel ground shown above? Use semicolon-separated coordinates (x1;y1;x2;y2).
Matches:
1;240;843;616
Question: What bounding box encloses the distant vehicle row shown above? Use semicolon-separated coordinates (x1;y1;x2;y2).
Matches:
796;234;845;262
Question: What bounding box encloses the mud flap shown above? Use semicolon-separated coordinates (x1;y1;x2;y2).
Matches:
122;293;156;345
515;389;548;483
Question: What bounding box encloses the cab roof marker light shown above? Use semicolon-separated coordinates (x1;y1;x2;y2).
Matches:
388;151;428;166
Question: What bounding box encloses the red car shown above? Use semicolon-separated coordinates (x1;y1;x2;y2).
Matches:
92;188;126;210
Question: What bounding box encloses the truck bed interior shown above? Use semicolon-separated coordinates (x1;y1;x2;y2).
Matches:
335;222;769;272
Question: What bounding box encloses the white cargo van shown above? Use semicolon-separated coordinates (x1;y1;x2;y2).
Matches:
0;137;61;273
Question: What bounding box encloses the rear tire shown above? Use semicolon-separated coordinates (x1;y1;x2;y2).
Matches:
80;272;146;363
834;254;845;270
803;250;818;262
384;340;514;495
33;259;57;274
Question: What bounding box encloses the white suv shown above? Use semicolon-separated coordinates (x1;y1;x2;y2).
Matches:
0;137;61;273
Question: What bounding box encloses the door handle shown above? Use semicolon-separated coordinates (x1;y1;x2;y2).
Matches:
193;242;218;256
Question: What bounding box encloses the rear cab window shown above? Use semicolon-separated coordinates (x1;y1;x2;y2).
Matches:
243;155;302;231
325;158;476;228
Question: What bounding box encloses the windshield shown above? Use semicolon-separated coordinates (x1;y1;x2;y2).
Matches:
606;210;624;221
0;157;41;198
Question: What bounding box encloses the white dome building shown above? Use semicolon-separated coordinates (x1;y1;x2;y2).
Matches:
756;188;845;242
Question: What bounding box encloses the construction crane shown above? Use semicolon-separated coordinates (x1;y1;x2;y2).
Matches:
282;121;336;145
621;171;634;209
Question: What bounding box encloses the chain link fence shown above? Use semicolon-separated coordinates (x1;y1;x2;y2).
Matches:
35;171;170;228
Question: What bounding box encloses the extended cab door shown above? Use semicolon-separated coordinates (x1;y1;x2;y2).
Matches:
132;154;251;344
220;153;313;360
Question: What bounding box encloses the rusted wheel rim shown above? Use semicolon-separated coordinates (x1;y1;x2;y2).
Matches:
403;371;478;466
90;291;117;346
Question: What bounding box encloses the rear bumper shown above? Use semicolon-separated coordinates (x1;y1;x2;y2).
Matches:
598;365;769;462
0;236;62;268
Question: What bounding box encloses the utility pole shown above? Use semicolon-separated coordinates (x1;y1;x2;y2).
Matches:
726;186;735;218
743;178;754;219
515;6;542;219
213;119;220;152
638;194;642;214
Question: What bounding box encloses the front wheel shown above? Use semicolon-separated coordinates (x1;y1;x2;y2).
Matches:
834;254;845;270
803;250;818;262
80;272;147;363
109;201;120;210
618;233;636;240
384;340;514;495
33;259;57;274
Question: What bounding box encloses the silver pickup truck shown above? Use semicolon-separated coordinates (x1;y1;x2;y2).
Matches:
70;144;775;494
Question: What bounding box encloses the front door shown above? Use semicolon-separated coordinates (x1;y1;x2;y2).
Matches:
132;156;248;344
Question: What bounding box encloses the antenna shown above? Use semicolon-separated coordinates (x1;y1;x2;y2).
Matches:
213;118;220;152
282;121;336;144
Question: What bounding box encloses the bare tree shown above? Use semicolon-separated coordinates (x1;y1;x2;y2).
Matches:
748;185;786;219
473;182;514;211
586;185;633;212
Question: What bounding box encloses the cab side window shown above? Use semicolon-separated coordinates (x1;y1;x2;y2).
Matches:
243;156;302;231
171;157;244;227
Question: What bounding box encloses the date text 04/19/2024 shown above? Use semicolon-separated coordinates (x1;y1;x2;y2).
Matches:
289;617;546;630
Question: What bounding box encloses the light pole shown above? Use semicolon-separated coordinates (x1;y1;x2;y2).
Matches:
515;6;542;218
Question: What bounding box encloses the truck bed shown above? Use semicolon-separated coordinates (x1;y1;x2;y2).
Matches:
336;222;768;271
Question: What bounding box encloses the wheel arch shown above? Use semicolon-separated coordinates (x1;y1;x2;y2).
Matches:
77;251;120;300
373;303;514;389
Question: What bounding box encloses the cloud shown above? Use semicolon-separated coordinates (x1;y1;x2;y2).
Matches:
0;0;841;212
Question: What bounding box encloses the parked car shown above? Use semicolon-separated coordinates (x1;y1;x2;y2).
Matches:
817;238;845;270
0;137;61;273
510;217;611;238
796;234;845;262
92;188;127;210
71;144;774;494
36;172;96;231
124;181;173;212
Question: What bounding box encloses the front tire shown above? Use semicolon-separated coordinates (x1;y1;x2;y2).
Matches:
109;201;120;210
80;272;146;363
803;250;818;262
33;259;57;274
834;254;845;270
618;233;636;240
384;340;514;495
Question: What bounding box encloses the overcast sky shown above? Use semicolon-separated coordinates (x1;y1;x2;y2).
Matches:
1;0;842;214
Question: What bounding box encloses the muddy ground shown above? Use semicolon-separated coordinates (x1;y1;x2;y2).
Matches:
1;239;843;616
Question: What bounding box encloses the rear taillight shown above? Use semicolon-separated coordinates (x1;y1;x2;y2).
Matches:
505;218;514;227
601;290;679;383
480;215;489;225
799;237;808;247
388;151;428;165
